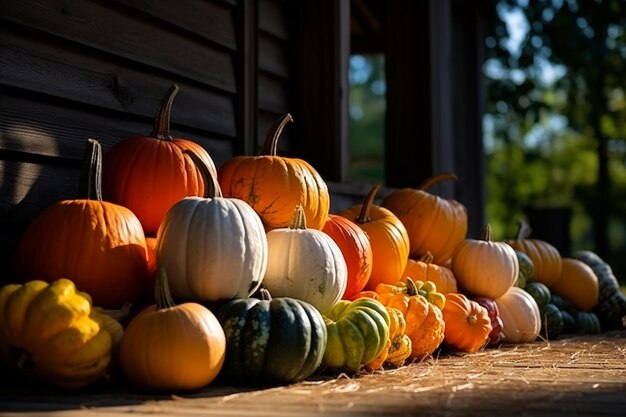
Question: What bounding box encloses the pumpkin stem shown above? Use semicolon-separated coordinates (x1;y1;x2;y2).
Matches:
259;287;272;301
258;113;294;156
355;184;382;224
481;224;493;242
417;172;457;191
406;277;419;296
155;268;176;311
183;149;222;198
467;314;478;326
79;139;103;201
419;252;434;264
97;303;132;321
150;84;178;140
289;204;308;229
515;219;533;240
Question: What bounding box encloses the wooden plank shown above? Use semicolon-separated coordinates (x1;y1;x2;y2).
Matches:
112;0;237;50
0;0;236;92
0;27;237;137
259;0;291;41
0;93;234;166
259;32;291;79
258;72;291;113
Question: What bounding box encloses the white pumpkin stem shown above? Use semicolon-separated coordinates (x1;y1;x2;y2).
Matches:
289;204;308;229
183;149;223;198
155;268;176;310
258;113;294;156
259;287;272;301
515;219;533;240
79;138;103;201
417;172;457;191
150;84;178;140
419;252;435;264
482;224;494;242
356;183;382;224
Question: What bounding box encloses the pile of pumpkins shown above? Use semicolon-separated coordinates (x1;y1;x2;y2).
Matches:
2;85;625;392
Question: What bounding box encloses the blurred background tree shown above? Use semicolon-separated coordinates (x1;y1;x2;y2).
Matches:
483;0;626;279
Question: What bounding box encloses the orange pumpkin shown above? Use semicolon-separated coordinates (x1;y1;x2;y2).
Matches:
381;173;468;264
441;293;492;353
402;252;458;294
505;221;562;287
218;114;330;231
338;185;410;290
550;258;599;311
451;224;518;300
322;214;373;299
14;139;150;308
102;85;217;235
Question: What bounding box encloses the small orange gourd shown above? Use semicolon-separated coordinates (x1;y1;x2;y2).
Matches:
441;293;492;353
402;252;458;294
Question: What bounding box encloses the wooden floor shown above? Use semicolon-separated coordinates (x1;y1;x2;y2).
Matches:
1;331;625;417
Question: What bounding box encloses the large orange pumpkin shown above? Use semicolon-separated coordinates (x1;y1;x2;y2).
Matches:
322;214;373;299
338;185;410;290
402;252;458;294
218;114;330;231
102;85;217;235
441;293;492;353
381;173;468;264
505;221;563;287
14;140;150;308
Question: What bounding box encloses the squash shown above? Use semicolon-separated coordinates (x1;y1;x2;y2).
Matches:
156;151;268;303
402;253;458;294
103;85;218;235
550;258;599;312
365;306;411;370
381;173;468;264
505;221;562;287
573;311;601;335
495;287;541;344
217;289;327;384
323;298;390;373
540;303;564;340
386;334;412;367
119;269;226;391
376;279;444;359
263;205;347;313
514;250;534;289
572;250;626;330
442;293;492;353
451;224;519;300
0;279;113;389
322;214;373;299
13;139;150;308
471;296;505;346
338;184;410;290
524;282;552;311
218;114;330;231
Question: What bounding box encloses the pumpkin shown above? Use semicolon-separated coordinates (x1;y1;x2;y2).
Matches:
471;296;505;346
441;293;492;353
451;224;519;300
386;334;412;367
338;184;410;290
514;250;534;288
376;279;444;359
495;287;541;344
550;258;599;312
573;311;601;335
218;114;329;231
572;250;626;330
505;221;562;287
103;84;218;235
119;269;226;391
217;289;327;384
345;290;379;301
402;252;458;294
381;173;468;264
322;214;373;299
0;279;113;389
156;151;268;303
323;298;390;373
263;205;347;313
13;139;150;308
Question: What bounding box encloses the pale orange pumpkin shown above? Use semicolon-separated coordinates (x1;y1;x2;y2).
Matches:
381;173;468;264
504;221;563;287
441;293;492;353
451;224;518;300
550;258;599;311
402;252;458;294
338;184;410;290
218;114;330;231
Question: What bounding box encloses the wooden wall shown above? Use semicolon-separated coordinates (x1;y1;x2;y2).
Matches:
0;0;296;276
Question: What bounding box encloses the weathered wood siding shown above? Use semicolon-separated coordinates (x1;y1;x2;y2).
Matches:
0;0;296;277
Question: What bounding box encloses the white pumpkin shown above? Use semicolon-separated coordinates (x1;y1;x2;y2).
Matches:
263;205;347;313
495;286;541;344
156;152;268;302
